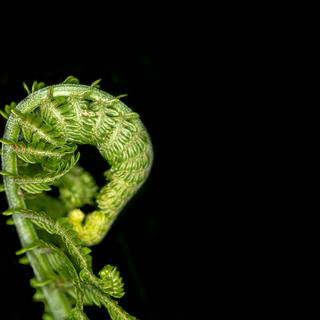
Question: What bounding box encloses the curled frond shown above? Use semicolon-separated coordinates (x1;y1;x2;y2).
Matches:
54;165;98;210
98;264;125;298
1;77;152;320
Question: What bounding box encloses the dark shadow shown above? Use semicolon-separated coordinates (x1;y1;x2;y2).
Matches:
77;144;110;188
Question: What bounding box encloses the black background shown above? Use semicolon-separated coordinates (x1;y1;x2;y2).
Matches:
0;2;315;319
0;2;205;319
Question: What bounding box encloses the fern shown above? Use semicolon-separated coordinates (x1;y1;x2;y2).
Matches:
16;239;86;317
97;265;125;298
54;165;98;210
0;76;152;319
0;101;16;119
10;140;77;164
1;152;81;194
11;108;66;146
3;208;134;318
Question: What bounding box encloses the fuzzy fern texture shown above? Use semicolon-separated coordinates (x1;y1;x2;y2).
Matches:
0;76;153;320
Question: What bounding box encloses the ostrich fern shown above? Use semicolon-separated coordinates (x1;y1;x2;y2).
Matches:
0;76;153;319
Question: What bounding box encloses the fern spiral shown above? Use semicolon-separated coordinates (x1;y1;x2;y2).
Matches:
0;76;152;320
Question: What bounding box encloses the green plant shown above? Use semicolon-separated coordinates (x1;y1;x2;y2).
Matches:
0;76;153;319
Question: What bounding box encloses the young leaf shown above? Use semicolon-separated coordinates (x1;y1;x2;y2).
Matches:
40;98;78;139
63;76;80;84
11;109;66;147
90;78;102;88
0;109;8;119
30;277;55;288
67;307;89;320
54;165;98;210
11;140;76;165
98;264;124;298
19;182;52;194
18;256;30;265
18;239;86;317
2;209;91;270
3;209;57;234
0;138;14;145
15;152;80;194
31;81;46;93
23;82;31;95
81;283;138;320
0;101;16;119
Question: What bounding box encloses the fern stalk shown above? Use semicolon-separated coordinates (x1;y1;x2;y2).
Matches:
2;112;72;319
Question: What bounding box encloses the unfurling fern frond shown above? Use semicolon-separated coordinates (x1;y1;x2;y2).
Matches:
97;264;125;298
1;76;152;319
54;165;98;210
2;208;137;320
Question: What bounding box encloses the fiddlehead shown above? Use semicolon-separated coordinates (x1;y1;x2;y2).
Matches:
1;76;152;319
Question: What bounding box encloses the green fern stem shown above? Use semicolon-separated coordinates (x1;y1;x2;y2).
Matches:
1;97;72;319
